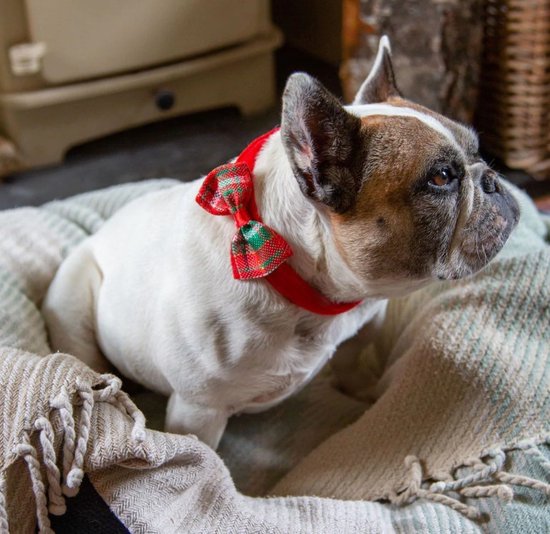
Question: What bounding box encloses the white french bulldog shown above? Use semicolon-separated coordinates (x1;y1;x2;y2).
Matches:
43;37;519;449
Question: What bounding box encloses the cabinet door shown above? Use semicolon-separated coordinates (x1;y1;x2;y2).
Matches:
25;0;269;84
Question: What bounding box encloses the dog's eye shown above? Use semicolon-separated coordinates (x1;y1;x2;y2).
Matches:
429;167;455;187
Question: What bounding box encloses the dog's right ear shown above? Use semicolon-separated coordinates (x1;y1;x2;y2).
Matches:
353;35;400;104
281;73;362;213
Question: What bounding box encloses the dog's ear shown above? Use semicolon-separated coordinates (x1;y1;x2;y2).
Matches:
281;73;362;213
353;35;400;104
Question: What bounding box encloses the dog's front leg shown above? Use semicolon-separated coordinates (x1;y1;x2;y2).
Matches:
165;393;228;449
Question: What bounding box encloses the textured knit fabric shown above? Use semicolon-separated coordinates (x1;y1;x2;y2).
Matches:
0;179;548;533
272;189;550;504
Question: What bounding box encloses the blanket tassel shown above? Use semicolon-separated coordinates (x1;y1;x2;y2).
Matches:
5;373;147;533
391;442;550;521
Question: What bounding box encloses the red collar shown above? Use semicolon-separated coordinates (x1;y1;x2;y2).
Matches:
198;128;362;316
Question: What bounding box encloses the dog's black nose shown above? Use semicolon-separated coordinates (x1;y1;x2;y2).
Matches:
481;172;498;194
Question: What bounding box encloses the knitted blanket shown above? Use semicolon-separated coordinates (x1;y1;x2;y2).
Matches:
0;180;548;533
273;190;550;503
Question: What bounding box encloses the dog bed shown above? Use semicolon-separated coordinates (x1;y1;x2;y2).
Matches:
0;179;548;533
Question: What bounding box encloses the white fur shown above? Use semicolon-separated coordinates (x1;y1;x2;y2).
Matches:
346;103;461;151
43;132;389;449
352;35;392;106
449;170;476;253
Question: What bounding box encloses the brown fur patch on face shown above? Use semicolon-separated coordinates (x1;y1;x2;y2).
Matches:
328;114;459;283
326;103;518;292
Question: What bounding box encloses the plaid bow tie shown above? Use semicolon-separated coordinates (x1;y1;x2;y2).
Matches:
196;162;293;280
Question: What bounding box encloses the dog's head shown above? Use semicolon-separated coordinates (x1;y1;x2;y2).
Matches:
281;36;519;297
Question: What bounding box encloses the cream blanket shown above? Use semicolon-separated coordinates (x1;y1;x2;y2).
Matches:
0;180;548;533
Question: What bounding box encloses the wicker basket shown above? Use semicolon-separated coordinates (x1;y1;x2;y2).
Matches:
476;0;550;180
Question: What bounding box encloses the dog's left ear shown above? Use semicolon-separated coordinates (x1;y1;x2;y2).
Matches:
353;35;401;104
281;73;362;213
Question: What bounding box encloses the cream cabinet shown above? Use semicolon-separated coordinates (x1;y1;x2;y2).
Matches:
0;0;281;168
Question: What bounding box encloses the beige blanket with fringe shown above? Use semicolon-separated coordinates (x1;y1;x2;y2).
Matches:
0;180;549;533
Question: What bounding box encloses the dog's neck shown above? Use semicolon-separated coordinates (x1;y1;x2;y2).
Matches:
252;131;366;304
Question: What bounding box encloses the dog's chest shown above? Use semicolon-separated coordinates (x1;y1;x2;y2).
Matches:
235;322;337;414
228;305;371;415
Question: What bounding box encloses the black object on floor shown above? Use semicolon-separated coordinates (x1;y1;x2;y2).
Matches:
49;475;130;534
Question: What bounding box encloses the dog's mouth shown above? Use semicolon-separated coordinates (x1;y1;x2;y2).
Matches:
442;186;520;279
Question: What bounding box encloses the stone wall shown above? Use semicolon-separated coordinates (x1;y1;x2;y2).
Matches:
341;0;484;123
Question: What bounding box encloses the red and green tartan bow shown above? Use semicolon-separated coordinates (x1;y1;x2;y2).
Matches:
196;162;293;280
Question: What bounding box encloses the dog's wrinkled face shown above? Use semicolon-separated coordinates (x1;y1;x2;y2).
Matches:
281;37;519;297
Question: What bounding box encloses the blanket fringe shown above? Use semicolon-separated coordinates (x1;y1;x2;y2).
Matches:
13;433;53;534
0;470;9;533
3;373;146;534
390;456;482;520
389;439;550;521
35;417;65;515
50;390;77;497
